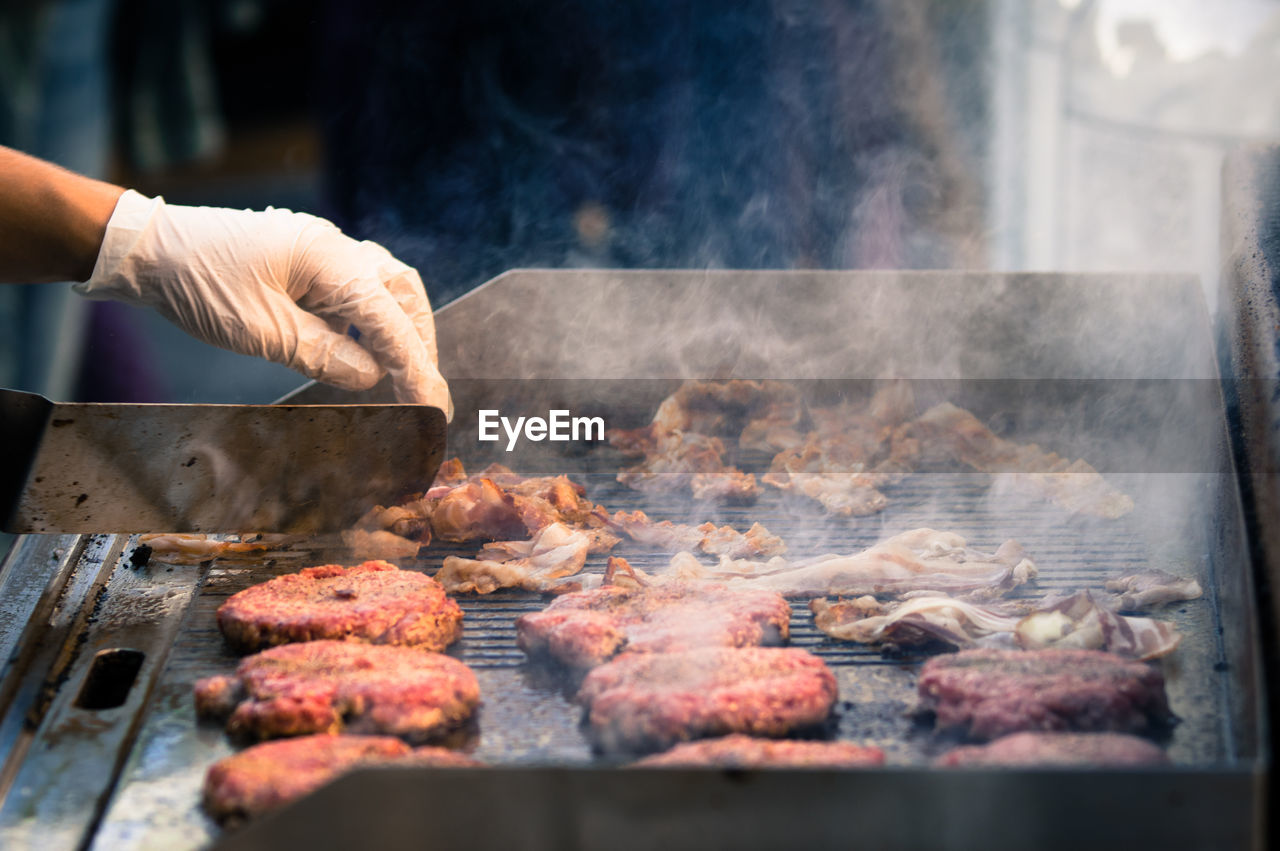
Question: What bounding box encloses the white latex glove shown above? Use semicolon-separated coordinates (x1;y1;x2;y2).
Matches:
76;190;452;416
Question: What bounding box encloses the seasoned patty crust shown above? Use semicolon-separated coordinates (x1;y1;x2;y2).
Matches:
633;734;884;768
935;731;1169;767
577;647;837;753
515;582;792;669
195;640;480;743
917;648;1173;741
216;561;463;653
202;734;481;823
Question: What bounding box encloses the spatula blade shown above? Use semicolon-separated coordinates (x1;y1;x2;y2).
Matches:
0;390;446;534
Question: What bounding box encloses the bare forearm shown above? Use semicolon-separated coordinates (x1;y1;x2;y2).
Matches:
0;146;125;283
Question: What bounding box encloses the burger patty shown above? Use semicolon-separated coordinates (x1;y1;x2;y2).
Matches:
935;731;1169;767
216;561;463;653
202;734;481;823
195;640;480;743
577;647;837;753
633;734;884;768
515;582;792;668
917;648;1173;741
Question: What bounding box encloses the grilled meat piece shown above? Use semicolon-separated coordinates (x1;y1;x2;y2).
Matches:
916;648;1173;741
516;582;792;669
758;382;918;511
195;640;480;743
1103;571;1203;611
136;533;284;564
689;469;762;503
216;561;463;653
202;734;480;823
352;459;617;551
935;731;1169;767
436;522;591;594
903;402;1134;518
668;528;1036;599
577;647;837;753
613;380;803;444
765;472;889;516
429;478;529;543
615;430;758;503
812;594;1026;650
761;431;893;516
341;528;424;561
350;504;432;542
609;510;785;559
1014;590;1182;660
431;457;468;486
608;380;786;502
633;734;884;768
812;589;1184;661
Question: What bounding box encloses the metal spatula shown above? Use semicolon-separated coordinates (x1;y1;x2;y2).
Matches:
0;388;447;534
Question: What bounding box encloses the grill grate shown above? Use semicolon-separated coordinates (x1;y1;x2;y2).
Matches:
192;461;1187;679
88;452;1229;848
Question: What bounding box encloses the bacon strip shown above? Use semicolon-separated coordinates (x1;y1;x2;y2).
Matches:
1103;571;1203;610
647;528;1037;599
435;522;591;594
608;510;785;559
904;402;1134;518
812;589;1182;661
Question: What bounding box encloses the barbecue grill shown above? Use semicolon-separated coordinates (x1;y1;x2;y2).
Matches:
0;269;1266;850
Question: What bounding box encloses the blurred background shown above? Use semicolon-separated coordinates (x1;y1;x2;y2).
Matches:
1;0;1277;403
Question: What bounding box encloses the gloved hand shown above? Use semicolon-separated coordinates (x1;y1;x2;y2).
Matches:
76;190;451;416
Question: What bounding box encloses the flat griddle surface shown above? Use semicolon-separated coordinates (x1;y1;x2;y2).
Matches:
91;451;1232;849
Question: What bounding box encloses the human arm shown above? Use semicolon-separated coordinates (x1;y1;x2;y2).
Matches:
0;146;124;283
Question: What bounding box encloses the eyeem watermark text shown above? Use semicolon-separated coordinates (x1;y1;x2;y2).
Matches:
478;409;605;451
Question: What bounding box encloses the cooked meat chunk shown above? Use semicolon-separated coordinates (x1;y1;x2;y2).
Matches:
1014;590;1182;661
202;734;480;823
763;431;893;517
608;381;779;503
916;648;1173;741
935;731;1169;767
195;640;480;743
811;594;1027;650
577;647;837;753
378;461;618;550
615;430;757;504
903;402;1134;518
215;561;463;653
350;503;432;542
136;533;283;564
609;510;785;558
633;734;884;768
863;379;917;427
435;522;591;594
343;499;437;559
764;470;889;517
689;470;762;504
431;457;468;486
812;589;1183;661
1103;571;1203;611
757;382;918;512
340;528;423;561
516;583;791;669
613;380;803;443
667;528;1036;599
429;478;529;543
